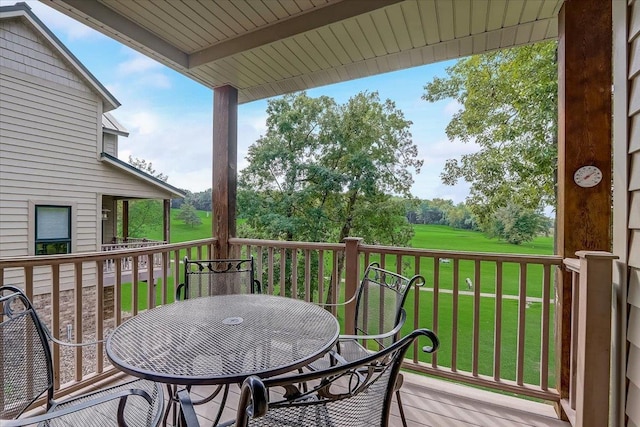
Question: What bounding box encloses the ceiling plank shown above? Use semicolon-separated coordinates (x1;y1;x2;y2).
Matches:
51;0;188;68
187;0;404;68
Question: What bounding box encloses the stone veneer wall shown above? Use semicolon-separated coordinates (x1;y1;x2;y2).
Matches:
31;286;119;384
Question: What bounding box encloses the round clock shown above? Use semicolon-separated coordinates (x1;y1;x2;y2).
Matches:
573;165;603;188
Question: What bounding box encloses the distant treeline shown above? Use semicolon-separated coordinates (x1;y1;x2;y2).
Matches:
403;198;477;230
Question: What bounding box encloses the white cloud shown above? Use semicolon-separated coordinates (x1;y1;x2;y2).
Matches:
444;99;462;116
117;55;162;76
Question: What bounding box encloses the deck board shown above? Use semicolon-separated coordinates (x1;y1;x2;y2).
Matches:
31;371;569;427
183;371;569;427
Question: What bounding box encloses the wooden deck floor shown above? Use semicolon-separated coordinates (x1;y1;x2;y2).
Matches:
41;370;569;427
175;371;569;427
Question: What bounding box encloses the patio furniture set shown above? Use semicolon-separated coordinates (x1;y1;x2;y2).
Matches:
1;259;439;427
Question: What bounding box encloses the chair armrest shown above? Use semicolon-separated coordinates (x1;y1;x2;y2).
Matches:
2;389;153;427
314;290;359;308
236;376;268;425
337;309;407;342
177;389;200;427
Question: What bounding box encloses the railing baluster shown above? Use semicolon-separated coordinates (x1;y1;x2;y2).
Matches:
432;257;439;368
304;249;311;302
268;247;274;295
74;262;83;382
472;259;481;376
318;250;324;304
413;255;421;362
291;249;298;300
115;257;122;326
279;248;286;297
452;258;459;372
52;264;61;389
147;254;155;309
570;268;580;410
494;261;503;381
96;260;104;374
517;263;527;385
540;264;551;390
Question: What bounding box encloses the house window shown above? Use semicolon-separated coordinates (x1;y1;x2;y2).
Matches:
35;206;71;255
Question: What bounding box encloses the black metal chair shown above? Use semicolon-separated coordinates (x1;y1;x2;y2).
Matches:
177;328;439;427
0;285;164;427
172;258;261;426
311;262;425;427
176;257;261;300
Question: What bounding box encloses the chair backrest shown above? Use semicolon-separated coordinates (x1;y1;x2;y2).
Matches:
354;263;424;348
0;285;54;419
177;257;261;300
237;328;438;427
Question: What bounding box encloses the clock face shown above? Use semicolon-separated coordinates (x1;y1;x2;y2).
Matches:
573;165;603;188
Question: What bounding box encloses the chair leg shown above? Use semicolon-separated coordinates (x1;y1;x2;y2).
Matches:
396;389;408;427
394;373;408;427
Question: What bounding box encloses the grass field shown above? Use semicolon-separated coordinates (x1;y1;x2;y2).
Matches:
134;210;557;389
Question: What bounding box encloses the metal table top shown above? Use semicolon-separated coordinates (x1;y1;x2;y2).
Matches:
106;294;340;385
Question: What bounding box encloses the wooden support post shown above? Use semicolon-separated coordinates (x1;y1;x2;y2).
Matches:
343;237;362;335
122;200;129;241
212;85;238;259
574;251;617;427
556;0;612;419
163;199;170;243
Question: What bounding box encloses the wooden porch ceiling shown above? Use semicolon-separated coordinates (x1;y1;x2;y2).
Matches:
43;0;562;104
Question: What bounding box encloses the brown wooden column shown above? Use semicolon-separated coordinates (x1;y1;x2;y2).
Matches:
163;199;170;243
212;85;238;259
556;0;612;419
122;200;129;241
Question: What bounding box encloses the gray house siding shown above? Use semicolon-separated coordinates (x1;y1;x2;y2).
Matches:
0;17;176;294
621;1;640;426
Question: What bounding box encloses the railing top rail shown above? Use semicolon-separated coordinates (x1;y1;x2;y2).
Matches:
230;237;345;251
0;238;217;268
359;243;563;264
563;258;580;272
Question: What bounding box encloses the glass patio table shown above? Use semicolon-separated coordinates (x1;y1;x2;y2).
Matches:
106;293;340;425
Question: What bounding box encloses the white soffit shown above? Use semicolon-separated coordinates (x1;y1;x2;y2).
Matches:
44;0;563;104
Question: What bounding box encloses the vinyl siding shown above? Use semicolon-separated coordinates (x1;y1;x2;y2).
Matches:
103;133;117;156
0;18;175;294
627;1;640;425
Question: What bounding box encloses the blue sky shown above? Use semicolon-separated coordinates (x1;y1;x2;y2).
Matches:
11;0;480;202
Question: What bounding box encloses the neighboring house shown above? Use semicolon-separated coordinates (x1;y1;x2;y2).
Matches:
0;5;184;290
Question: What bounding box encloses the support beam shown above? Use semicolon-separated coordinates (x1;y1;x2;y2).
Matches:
212;86;238;259
556;0;612;419
188;0;403;68
163;199;170;243
122;200;129;241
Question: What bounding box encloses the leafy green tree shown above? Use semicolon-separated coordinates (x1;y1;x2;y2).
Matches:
239;91;422;297
423;41;557;228
121;157;170;237
176;203;202;228
488;204;546;245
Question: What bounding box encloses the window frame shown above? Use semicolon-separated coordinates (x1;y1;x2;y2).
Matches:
34;205;72;256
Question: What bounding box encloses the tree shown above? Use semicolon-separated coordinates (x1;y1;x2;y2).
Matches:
128;156;168;182
176;203;202;228
124;157;170;237
423;41;557;228
239;91;422;297
488;204;547;245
